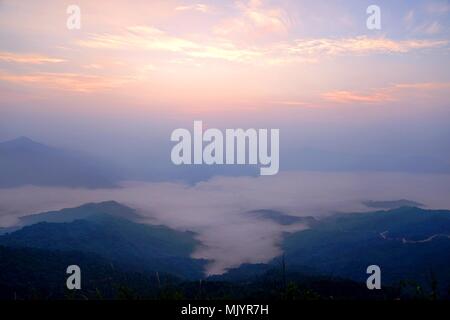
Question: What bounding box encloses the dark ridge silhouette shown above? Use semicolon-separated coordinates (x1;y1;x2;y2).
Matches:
0;202;206;279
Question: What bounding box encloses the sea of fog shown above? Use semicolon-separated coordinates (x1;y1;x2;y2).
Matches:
1;171;450;274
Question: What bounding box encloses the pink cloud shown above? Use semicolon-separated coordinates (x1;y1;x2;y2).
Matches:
284;36;448;56
0;51;65;64
0;71;132;92
175;3;212;13
214;0;290;39
324;82;450;104
323;90;392;104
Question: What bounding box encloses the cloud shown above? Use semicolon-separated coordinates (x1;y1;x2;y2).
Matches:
175;3;212;13
0;51;65;64
78;26;198;51
0;71;132;92
422;21;442;35
269;100;311;107
283;36;448;56
214;0;290;38
394;82;450;90
323;82;450;104
323;90;392;104
77;25;448;67
83;64;103;70
77;25;264;63
426;1;450;15
1;172;450;274
414;21;442;35
404;10;415;28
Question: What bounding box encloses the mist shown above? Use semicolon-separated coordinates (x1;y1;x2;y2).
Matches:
2;100;450;184
1;171;450;274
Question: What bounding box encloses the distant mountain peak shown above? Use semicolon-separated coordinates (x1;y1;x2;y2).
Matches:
363;199;425;210
0;136;48;150
18;201;143;227
0;137;119;188
13;136;35;143
81;200;125;208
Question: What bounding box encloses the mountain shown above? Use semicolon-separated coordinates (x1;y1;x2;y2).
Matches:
18;201;142;226
0;202;206;279
198;268;399;300
0;137;119;188
0;245;175;300
247;209;316;226
1;245;403;300
1;202;449;300
281;206;450;292
362;199;425;209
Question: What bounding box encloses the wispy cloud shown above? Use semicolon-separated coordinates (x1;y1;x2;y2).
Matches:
394;82;450;90
77;26;264;62
283;36;448;56
0;51;65;64
426;1;450;15
77;25;448;66
79;26;199;51
175;3;212;13
214;0;290;38
413;21;442;35
269;100;311;107
323;90;392;104
0;71;131;92
404;10;415;28
324;82;450;104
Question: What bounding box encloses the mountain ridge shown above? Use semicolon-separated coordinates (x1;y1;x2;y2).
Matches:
0;202;206;279
0;137;120;188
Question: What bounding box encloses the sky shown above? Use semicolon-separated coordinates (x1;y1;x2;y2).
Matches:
0;1;449;165
1;0;450;274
